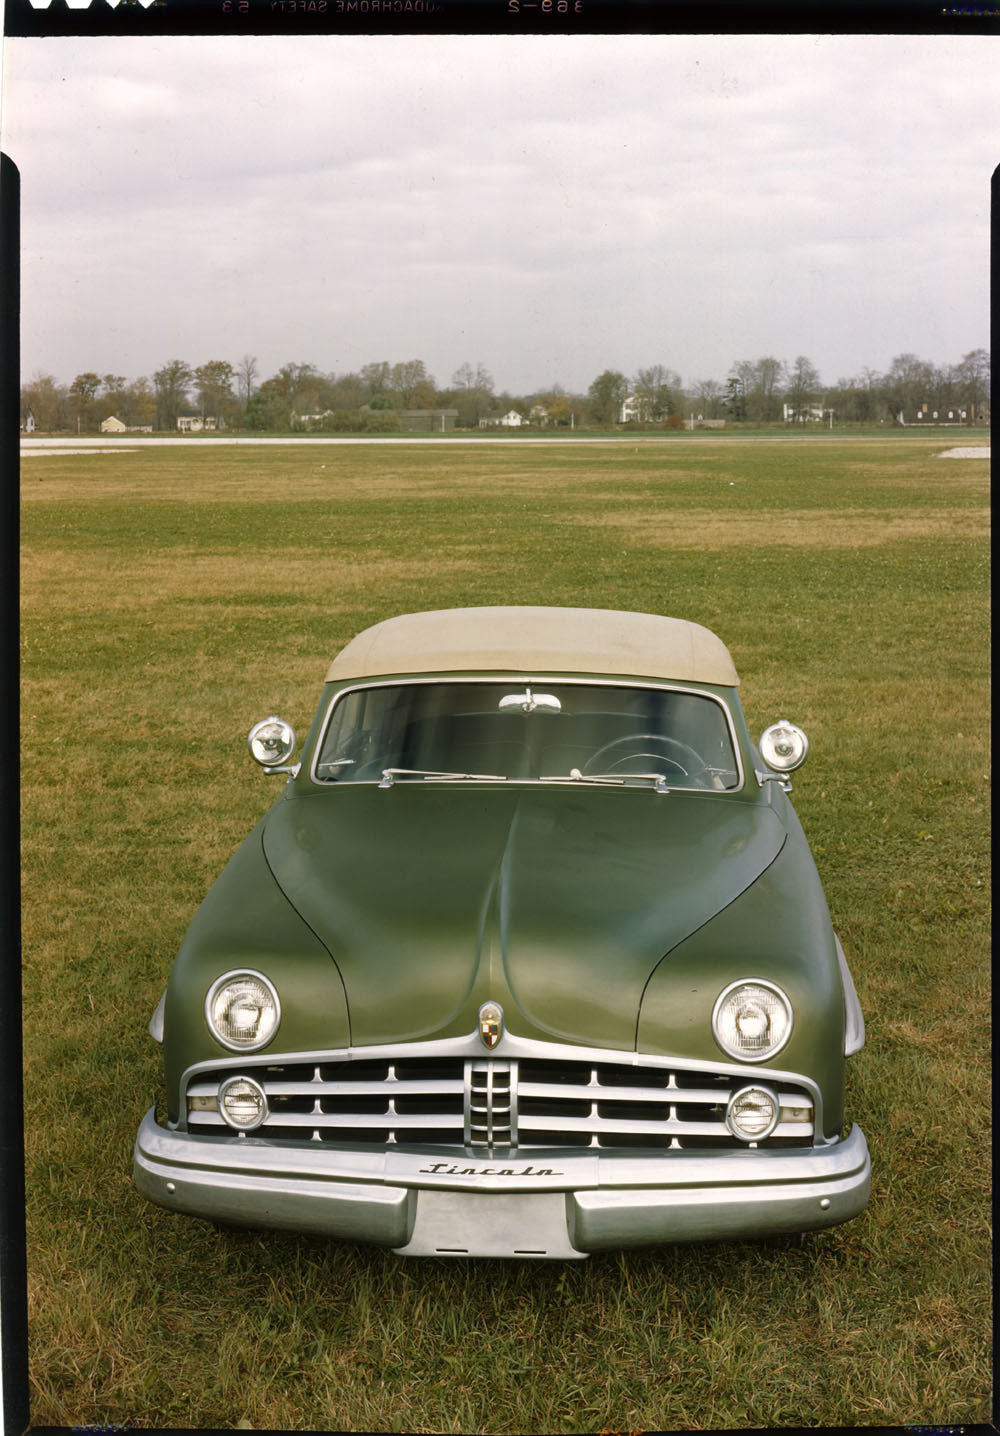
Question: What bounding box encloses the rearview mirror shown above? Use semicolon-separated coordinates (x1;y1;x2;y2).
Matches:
498;687;562;714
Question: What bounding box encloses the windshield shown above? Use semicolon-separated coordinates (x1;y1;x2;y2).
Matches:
315;682;741;790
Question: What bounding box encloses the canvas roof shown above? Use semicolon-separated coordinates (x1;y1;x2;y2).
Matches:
326;607;739;685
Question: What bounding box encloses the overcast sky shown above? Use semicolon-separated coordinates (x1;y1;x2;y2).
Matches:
2;34;995;396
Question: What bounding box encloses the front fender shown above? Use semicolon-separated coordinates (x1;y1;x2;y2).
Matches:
637;829;846;1137
162;821;351;1121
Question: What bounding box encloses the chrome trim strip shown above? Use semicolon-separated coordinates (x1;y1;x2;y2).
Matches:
148;991;166;1044
309;676;746;793
836;934;866;1056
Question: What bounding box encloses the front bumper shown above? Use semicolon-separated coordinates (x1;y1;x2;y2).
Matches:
134;1109;870;1258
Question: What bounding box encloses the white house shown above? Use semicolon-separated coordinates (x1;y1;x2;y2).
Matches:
620;392;641;423
101;415;128;433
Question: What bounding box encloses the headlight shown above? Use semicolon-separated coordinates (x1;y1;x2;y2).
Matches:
219;1076;268;1131
726;1085;779;1141
712;979;793;1061
206;971;280;1051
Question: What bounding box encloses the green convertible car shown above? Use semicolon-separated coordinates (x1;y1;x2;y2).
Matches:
134;606;870;1258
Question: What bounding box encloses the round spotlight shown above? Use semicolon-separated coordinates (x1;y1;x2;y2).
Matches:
219;1076;268;1131
759;720;809;773
248;716;297;768
726;1085;779;1142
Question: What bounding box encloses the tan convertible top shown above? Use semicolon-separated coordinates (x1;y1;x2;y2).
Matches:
326;607;739;686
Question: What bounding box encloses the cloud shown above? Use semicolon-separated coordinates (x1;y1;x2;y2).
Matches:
4;34;995;392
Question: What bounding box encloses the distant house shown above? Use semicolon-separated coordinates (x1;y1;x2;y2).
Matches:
177;412;219;432
529;403;549;425
21;412;36;433
479;410;524;429
620;393;641;423
909;401;986;425
101;415;128;433
782;403;825;423
400;409;458;432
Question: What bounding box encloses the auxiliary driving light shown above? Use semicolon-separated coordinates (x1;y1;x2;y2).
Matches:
726;1085;779;1142
248;716;297;768
759;720;809;773
219;1076;268;1131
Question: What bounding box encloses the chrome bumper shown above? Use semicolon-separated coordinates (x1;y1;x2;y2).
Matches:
134;1109;870;1259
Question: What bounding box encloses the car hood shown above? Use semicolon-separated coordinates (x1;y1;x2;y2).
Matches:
262;784;785;1050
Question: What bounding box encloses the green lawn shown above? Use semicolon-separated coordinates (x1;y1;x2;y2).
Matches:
20;436;991;1430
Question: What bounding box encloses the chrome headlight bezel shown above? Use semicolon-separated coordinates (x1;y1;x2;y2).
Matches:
205;970;281;1052
712;978;793;1062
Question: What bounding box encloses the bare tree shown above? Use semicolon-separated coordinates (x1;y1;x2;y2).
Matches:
784;356;822;421
632;365;682;423
955;348;990;421
451;361;495;426
237;355;259;411
691;377;724;420
21;373;68;432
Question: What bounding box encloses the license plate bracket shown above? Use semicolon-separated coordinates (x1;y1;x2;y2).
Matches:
392;1189;586;1259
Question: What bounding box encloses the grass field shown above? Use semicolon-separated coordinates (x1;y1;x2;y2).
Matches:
19;436;991;1431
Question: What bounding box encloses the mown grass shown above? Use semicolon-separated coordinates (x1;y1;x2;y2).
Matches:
19;437;991;1431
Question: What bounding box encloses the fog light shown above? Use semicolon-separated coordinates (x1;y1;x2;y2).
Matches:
726;1085;779;1141
219;1076;268;1131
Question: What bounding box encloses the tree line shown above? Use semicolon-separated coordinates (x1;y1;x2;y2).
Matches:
20;348;990;433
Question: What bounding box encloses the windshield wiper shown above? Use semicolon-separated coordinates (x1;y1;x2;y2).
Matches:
547;769;672;793
377;768;508;788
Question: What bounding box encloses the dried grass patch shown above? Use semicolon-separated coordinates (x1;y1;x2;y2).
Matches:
20;455;610;506
20;546;481;614
569;506;989;547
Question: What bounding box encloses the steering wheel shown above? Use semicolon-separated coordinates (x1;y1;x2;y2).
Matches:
583;733;705;778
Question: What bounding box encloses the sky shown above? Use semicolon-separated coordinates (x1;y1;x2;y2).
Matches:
1;33;996;397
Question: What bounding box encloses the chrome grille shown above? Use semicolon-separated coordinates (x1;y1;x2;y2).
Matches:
466;1061;515;1146
186;1053;814;1150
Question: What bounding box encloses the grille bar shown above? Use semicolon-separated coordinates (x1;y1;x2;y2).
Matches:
187;1054;814;1151
466;1061;517;1146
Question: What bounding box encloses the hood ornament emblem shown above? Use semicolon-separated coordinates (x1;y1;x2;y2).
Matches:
478;1002;503;1049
